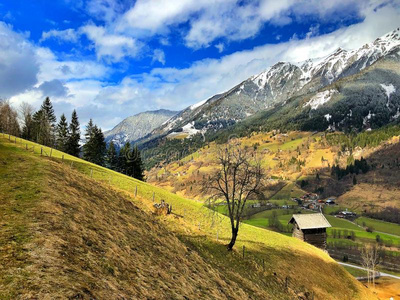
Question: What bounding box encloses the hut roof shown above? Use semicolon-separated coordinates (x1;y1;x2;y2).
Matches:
288;213;331;230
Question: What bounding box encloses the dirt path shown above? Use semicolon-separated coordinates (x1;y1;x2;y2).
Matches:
339;262;400;280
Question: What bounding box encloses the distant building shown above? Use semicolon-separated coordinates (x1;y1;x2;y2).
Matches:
337;210;357;219
289;213;332;250
326;198;336;205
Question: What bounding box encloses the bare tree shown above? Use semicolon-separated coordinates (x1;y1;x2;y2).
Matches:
361;244;380;286
205;143;263;250
0;99;20;136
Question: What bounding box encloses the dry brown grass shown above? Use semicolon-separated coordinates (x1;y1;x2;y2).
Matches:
0;142;290;299
368;277;400;299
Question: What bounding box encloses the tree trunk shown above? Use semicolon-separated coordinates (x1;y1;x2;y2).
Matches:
227;227;238;250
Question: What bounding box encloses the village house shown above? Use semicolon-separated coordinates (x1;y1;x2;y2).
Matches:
289;213;332;250
336;210;357;219
325;198;336;205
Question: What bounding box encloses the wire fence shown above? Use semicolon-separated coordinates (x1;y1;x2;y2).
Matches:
0;132;317;298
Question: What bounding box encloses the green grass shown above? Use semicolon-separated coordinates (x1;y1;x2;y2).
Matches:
244;208;400;246
269;183;305;201
325;215;361;231
355;217;400;237
343;266;368;278
322;206;347;215
0;142;46;299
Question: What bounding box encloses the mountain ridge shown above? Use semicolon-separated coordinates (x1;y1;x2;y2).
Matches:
146;27;400;140
104;109;178;147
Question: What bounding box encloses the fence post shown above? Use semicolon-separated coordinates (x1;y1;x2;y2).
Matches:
26;144;28;150
90;169;93;178
152;192;155;202
41;147;43;156
62;155;64;162
50;148;52;157
135;186;137;197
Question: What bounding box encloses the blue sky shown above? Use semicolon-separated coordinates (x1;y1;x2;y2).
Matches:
1;0;399;130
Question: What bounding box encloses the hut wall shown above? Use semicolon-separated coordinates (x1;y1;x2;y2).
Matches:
292;224;304;241
303;228;327;249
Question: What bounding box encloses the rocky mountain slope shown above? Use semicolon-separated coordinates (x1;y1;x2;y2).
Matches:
148;28;400;140
104;109;177;147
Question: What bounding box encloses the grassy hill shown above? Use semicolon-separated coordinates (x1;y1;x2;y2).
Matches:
0;134;376;299
147;129;400;211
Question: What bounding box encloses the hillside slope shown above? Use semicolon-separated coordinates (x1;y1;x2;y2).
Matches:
0;136;376;299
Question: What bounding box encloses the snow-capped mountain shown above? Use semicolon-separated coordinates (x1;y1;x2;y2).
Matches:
104;109;178;147
150;28;400;139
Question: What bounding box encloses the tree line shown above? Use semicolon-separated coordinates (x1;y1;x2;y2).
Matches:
331;157;370;180
0;97;144;181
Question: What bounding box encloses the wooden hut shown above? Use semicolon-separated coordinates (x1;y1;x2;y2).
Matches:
288;213;331;250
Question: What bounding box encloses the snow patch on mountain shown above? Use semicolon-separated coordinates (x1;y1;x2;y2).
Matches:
381;84;396;99
182;122;201;136
304;89;338;110
324;114;332;122
190;99;208;110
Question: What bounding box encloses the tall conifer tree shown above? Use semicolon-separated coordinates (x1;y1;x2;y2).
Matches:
66;110;80;156
106;141;118;170
56;114;69;152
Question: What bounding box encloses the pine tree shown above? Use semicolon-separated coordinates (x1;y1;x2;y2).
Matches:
91;125;106;166
56;114;69;152
106;141;118;170
66;110;80;156
132;145;145;181
118;142;131;174
32;109;52;146
83;121;106;166
41;97;57;125
21;112;33;140
31;97;57;146
83;119;95;162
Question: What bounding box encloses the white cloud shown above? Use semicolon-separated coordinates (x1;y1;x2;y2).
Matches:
215;43;225;53
40;28;79;43
35;47;109;82
0;22;39;98
152;49;166;65
84;0;133;23
81;24;141;62
112;0;383;49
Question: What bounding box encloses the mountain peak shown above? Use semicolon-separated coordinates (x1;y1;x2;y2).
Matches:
134;27;400;143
